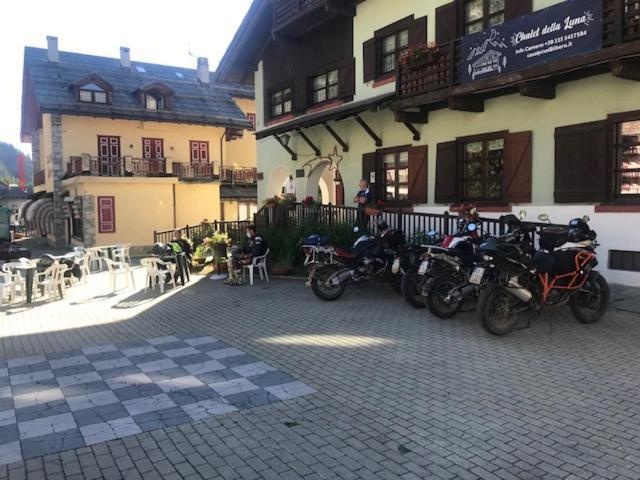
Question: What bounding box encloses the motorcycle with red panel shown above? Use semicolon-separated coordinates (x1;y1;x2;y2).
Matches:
309;219;406;301
477;214;609;335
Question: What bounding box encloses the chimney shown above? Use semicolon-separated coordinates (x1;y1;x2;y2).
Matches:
197;57;210;84
120;47;131;68
47;36;59;63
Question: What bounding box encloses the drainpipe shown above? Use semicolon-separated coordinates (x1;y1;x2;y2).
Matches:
172;184;176;229
219;128;230;180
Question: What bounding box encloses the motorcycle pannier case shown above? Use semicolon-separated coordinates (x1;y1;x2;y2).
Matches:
381;229;405;247
539;227;568;251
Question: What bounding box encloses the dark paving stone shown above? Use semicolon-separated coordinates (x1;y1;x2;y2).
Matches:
15;399;70;422
0;424;19;444
8;362;51;376
134;407;192;432
0;376;9;388
113;384;164;402
11;379;58;396
193;341;229;353
192;368;241;385
45;350;83;361
51;363;96;378
223;389;279;410
60;381;111;398
0;397;14;411
84;351;126;363
172;353;212;367
21;429;85;460
248;370;297;388
167;386;221;406
71;403;131;428
124;352;166;365
218;354;259;368
144;367;191;382
155;341;189;352
98;365;142;380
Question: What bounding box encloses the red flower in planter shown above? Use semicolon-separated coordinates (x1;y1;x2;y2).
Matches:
400;42;440;66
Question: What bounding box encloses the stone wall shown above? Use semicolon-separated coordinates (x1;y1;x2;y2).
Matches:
82;195;96;248
50;114;66;247
31;130;40;173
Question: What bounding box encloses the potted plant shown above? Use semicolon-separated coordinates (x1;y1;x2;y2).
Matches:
364;200;385;216
205;232;231;259
271;249;294;276
262;196;279;208
279;193;297;209
400;42;441;67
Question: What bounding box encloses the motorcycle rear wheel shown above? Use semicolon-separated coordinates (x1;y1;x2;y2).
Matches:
388;272;402;294
479;285;519;335
426;274;463;319
569;272;609;324
311;265;346;301
401;268;425;309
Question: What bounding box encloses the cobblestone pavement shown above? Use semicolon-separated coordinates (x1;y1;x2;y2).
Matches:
1;269;640;479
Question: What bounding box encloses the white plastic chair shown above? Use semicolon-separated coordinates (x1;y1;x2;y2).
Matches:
86;247;105;272
78;252;92;283
2;262;28;298
121;244;132;265
103;258;135;293
242;249;270;286
140;258;176;294
34;262;67;301
0;271;20;306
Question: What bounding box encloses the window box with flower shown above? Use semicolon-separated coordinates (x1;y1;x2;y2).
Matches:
364;200;385;216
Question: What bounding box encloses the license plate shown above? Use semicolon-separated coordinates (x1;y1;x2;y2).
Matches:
391;258;401;274
418;260;429;275
469;267;485;285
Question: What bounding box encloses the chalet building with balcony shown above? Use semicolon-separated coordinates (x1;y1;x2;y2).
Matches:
21;37;258;250
217;0;640;285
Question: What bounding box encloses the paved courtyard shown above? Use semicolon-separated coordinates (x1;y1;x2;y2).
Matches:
1;268;640;480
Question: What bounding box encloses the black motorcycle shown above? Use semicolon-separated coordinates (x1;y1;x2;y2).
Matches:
397;231;443;308
309;222;405;301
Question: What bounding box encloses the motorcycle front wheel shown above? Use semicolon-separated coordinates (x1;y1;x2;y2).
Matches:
311;265;347;301
388;271;403;294
401;268;425;309
569;272;609;324
478;285;519;335
425;274;463;319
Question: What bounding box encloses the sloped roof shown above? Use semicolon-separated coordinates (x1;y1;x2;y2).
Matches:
23;47;255;134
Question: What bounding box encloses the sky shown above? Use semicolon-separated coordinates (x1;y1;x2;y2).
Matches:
0;0;253;155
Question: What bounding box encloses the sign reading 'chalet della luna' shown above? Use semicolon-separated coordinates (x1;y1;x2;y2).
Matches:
460;0;603;84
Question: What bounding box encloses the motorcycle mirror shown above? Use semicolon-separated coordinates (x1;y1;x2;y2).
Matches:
469;207;477;215
519;209;527;220
467;223;477;232
538;213;550;223
353;226;360;233
582;215;590;223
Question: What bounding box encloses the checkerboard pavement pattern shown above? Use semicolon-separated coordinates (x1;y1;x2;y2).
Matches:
0;333;314;465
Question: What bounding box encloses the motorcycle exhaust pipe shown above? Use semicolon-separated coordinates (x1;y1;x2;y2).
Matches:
330;269;355;284
505;278;533;303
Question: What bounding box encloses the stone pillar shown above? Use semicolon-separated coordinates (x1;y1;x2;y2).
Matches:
50;114;66;248
82;195;96;247
31;130;41;172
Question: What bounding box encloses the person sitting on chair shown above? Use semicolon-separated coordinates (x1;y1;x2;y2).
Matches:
171;229;193;262
226;224;268;286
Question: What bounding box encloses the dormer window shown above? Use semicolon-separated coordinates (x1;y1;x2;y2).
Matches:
145;93;165;110
72;74;113;105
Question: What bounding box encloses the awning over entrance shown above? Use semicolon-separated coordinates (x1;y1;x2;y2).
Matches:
25;197;54;235
220;184;257;200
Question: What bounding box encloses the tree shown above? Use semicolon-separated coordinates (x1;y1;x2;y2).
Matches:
0;142;33;186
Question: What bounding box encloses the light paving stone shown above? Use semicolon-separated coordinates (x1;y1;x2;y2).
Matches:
183;360;226;376
209;379;260;397
156;376;205;393
138;359;178;373
181;400;238;421
57;372;103;388
49;356;90;370
80;417;142;446
10;370;54;386
231;362;278;377
66;391;120;412
264;382;316;401
162;347;201;359
122;394;177;416
104;373;152;390
0;441;22;464
82;345;118;356
206;348;245;360
18;412;77;440
184;336;218;346
13;387;64;409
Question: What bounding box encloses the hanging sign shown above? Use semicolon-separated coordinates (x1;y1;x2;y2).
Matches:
460;0;603;84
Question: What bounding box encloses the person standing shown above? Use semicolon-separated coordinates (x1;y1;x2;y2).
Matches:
283;175;296;196
354;178;372;229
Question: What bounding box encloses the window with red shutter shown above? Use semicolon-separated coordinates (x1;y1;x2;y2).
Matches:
98;196;115;234
190;141;209;164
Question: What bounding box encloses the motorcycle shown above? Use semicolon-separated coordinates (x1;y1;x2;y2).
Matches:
476;214;609;335
397;230;443;308
308;220;406;301
423;212;535;319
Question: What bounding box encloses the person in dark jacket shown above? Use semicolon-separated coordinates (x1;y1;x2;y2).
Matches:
226;224;268;286
354;178;373;228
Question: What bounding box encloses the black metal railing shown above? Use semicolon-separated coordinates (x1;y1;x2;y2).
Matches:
154;220;252;245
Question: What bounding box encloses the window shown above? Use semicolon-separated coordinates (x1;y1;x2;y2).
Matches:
238;202;258;221
71;198;83;241
190;141;209;164
271;88;292;117
464;0;505;34
614;119;640;196
98;196;115;234
462;138;504;201
145;92;165;110
381;29;409;74
312;69;339;105
383;150;410;201
79;83;107;104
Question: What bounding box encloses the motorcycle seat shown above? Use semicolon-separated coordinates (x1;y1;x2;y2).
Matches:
334;247;358;259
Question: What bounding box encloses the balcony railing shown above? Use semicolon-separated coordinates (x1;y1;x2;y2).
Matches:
66;156;167;177
34;170;45;187
397;0;640;99
221;167;257;184
172;162;217;180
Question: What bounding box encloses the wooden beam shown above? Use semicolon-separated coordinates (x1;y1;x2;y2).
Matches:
394;108;429;124
612;58;640;81
297;129;321;157
274;134;297;161
325;0;356;17
448;95;484;113
519;79;556;99
324;124;349;152
403;122;421;142
355;115;382;147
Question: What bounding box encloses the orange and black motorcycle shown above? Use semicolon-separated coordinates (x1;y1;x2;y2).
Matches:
474;214;609;335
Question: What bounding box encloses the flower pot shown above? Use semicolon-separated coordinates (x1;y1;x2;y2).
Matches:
365;207;382;216
213;244;227;258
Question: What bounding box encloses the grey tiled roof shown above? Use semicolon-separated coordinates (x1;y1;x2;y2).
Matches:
24;47;254;128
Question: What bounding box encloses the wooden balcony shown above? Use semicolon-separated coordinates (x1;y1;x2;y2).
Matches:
272;0;355;37
396;0;640;106
66;156;168;178
33;170;45;187
172;162;217;180
221;167;258;184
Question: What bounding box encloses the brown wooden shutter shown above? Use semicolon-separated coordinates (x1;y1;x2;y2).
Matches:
505;0;533;20
409;16;428;45
292;78;308;113
362;152;378;200
98;196;115;233
436;2;459;45
408;145;428;203
435;141;458;204
503;131;532;203
554;121;609;203
338;59;356;98
363;38;377;82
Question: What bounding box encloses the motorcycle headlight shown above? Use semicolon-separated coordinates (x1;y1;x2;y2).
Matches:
482;255;493;261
